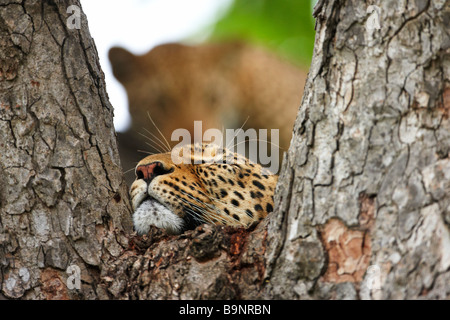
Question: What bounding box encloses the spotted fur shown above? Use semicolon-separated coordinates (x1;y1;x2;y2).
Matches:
130;143;277;235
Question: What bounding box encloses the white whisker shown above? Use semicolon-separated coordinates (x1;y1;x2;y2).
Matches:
137;149;157;155
177;195;218;225
144;141;167;155
225;116;250;151
185;182;247;227
147;112;172;152
124;166;138;175
229;138;282;151
142;127;171;153
138;131;170;154
178;191;231;225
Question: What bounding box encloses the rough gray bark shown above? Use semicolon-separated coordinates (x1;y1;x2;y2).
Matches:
265;0;450;299
0;0;132;299
1;0;448;300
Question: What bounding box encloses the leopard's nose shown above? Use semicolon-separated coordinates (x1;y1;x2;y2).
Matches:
135;161;173;182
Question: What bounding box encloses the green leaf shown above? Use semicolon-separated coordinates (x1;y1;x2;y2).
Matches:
210;0;316;66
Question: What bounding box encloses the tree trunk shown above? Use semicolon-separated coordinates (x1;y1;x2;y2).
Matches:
1;0;449;300
0;0;132;299
265;0;450;299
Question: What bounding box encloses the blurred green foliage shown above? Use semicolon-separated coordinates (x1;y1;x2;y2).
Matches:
210;0;316;67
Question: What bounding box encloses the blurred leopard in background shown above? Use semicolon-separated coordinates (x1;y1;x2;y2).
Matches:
109;41;307;185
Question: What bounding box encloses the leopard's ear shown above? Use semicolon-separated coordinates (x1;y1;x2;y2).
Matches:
108;47;139;85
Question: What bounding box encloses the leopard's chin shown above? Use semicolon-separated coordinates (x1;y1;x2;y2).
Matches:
132;198;184;235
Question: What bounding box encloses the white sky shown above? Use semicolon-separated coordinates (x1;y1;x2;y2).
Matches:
81;0;233;132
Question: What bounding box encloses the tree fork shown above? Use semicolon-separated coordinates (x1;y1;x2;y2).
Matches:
1;0;449;300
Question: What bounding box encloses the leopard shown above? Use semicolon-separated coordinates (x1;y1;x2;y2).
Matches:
130;143;278;235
